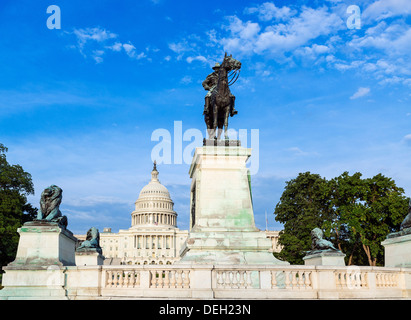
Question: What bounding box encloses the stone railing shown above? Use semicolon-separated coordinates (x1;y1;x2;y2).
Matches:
61;264;411;300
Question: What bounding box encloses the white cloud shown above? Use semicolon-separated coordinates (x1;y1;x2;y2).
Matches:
186;55;208;64
71;27;147;62
349;21;411;56
363;0;411;21
169;41;191;54
350;87;370;99
180;76;192;84
295;44;330;59
92;50;105;64
244;2;296;21
165;1;411;90
106;42;123;52
221;6;344;57
73;27;117;49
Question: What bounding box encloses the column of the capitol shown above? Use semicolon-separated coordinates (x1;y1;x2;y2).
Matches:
0;185;77;300
177;53;288;265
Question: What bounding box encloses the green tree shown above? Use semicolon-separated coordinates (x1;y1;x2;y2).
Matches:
323;172;369;265
273;172;333;264
0;143;37;267
325;172;409;266
277;171;409;266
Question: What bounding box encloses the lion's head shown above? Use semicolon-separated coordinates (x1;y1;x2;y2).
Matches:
86;227;100;242
311;228;323;242
39;185;62;218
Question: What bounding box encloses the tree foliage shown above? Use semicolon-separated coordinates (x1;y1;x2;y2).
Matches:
273;172;333;264
274;171;409;266
0;143;37;267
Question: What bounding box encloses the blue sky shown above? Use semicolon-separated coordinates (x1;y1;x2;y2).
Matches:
0;0;410;234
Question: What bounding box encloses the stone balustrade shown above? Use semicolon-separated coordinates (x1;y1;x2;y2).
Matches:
2;263;410;299
58;264;411;299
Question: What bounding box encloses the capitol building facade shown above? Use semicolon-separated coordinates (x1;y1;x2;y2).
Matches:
77;163;282;265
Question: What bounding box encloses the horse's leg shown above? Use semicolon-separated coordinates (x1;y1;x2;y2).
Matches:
217;128;223;140
224;105;230;139
213;104;218;139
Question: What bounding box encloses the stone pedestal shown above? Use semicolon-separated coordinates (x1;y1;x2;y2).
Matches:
382;230;411;267
75;249;104;266
178;145;288;265
8;221;77;267
303;251;346;266
0;221;77;299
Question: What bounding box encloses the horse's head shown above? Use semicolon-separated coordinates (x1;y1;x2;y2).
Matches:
223;53;241;71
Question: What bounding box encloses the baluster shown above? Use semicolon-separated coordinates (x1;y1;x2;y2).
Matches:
385;273;390;287
114;271;118;287
304;271;312;288
170;270;177;288
335;272;341;288
239;271;246;288
135;272;140;286
231;271;239;289
393;274;398;287
118;271;123;288
150;270;157;288
376;273;381;287
298;271;304;289
390;274;396;287
164;270;170;288
342;272;348;288
347;272;356;289
348;272;355;289
284;271;291;289
123;271;129;287
221;271;227;288
389;273;394;287
176;270;183;288
360;272;368;288
111;271;116;287
381;273;387;288
106;271;112;287
183;270;190;288
156;270;163;288
271;271;277;289
222;271;229;288
355;272;361;288
129;271;135;287
291;271;298;289
217;271;224;288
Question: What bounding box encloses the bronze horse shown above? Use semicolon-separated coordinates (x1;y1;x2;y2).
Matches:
205;53;241;140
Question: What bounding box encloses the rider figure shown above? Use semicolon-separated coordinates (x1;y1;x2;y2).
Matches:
202;63;238;117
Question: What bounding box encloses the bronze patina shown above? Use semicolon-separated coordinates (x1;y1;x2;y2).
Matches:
203;53;241;140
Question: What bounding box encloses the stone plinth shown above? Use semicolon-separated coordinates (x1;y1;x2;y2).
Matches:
8;220;77;267
303;251;346;266
75;249;104;266
0;221;77;299
178;145;288;265
382;230;411;267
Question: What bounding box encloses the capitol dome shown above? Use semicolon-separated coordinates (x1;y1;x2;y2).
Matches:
131;162;177;228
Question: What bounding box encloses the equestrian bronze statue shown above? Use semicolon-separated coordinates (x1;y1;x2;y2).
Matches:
203;53;241;140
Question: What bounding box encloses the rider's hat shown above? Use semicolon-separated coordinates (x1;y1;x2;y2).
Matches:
212;63;220;70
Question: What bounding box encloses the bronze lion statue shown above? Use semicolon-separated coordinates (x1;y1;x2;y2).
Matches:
310;228;339;252
36;185;67;228
77;227;102;254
